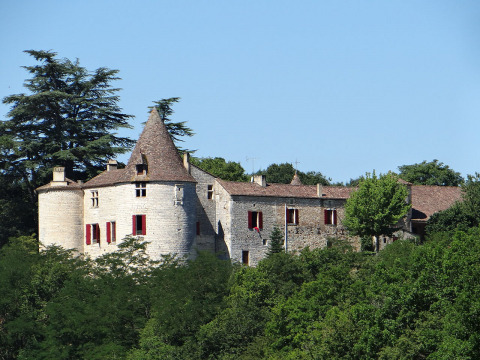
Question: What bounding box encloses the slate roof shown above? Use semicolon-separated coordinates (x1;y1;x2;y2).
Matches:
216;179;354;199
410;185;462;222
84;108;196;188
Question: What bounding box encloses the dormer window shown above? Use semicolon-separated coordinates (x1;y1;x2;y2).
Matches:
136;164;148;175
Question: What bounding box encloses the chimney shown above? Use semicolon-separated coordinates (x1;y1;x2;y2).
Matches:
251;175;267;187
317;183;324;197
183;152;191;174
107;159;118;171
51;167;67;186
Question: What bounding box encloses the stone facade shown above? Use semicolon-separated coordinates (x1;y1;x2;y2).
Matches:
37;109;463;266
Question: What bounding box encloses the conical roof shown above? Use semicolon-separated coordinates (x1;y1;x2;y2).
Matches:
122;108;195;182
290;172;303;186
84;108;195;187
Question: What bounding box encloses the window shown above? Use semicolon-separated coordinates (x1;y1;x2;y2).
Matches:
324;209;337;225
86;223;100;244
106;221;116;243
286;208;299;225
247;211;263;229
132;215;146;236
136;163;148;175
91;190;99;207
135;182;146;197
174;184;184;205
196;221;201;235
207;185;214;200
242;250;249;265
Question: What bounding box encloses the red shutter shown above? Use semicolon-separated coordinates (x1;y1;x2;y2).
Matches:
141;215;146;235
86;224;91;245
295;209;299;225
106;222;111;243
333;210;337;225
324;209;329;225
132;215;136;235
248;211;252;228
96;224;100;243
258;212;263;229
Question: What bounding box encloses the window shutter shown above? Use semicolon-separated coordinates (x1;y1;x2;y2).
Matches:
248;211;252;228
86;224;91;245
141;215;146;235
295;209;299;225
132;215;136;235
106;222;111;243
324;209;329;225
95;225;100;243
333;210;337;225
258;212;263;229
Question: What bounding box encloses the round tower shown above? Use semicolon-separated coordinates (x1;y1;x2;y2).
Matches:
37;167;84;252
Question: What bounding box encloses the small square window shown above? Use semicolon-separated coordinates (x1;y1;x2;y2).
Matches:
248;211;263;229
207;185;214;200
324;209;337;226
242;250;249;265
135;182;146;197
286;208;299;225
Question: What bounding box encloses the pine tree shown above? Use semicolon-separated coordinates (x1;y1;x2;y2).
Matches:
267;226;284;256
1;50;135;241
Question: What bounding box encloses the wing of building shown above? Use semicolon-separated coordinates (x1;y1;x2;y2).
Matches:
37;109;462;265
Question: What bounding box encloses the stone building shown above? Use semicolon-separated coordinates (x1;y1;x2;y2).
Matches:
37;109;462;266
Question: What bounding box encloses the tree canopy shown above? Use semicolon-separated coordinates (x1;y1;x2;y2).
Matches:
190;157;248;182
343;171;411;251
398;159;463;186
262;163;330;185
0;50;134;246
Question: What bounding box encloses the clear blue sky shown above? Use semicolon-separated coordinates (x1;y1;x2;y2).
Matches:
2;1;480;183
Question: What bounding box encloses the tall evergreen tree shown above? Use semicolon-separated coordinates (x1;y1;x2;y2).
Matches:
1;50;134;243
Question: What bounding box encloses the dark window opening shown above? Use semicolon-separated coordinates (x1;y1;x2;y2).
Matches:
207;185;214;199
136;164;148;175
107;221;116;243
287;208;299;225
324;209;337;225
196;221;200;235
133;215;146;236
248;211;263;229
92;223;100;243
242;250;249;265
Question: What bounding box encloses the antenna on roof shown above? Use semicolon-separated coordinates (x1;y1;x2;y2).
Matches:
246;156;258;176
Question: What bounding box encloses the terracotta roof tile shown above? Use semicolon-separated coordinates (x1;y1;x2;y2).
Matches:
217;179;354;199
36;178;82;191
290;173;303;186
410;185;462;221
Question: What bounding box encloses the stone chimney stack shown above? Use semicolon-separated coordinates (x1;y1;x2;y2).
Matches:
251;175;267;187
52;167;67;186
183;153;191;174
107;159;118;172
317;183;324;197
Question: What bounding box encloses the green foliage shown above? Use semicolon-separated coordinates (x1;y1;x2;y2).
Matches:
398;159;463;186
267;226;284;256
343;171;411;250
262;163;330;185
191;157;248;182
150;97;195;153
1;50;134;244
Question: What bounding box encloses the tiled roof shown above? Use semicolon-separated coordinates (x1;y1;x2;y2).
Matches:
290;173;303;186
217;179;354;199
36;178;82;191
410;185;462;222
84;109;196;188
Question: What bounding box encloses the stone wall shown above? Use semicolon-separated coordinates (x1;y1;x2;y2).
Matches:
38;188;84;251
83;181;196;261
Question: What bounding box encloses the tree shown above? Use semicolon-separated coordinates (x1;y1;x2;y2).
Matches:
191;157;248;181
267;226;284;256
263;163;330;185
150;97;194;153
398;159;463;186
343;172;411;252
1;50;134;242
